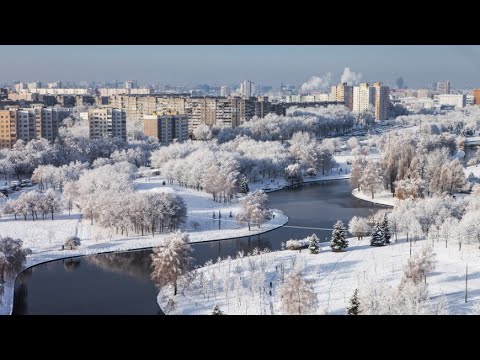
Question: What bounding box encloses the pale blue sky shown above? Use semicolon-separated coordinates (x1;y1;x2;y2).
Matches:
1;45;480;88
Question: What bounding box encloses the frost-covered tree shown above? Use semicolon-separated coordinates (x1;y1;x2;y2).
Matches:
44;188;61;220
0;236;31;283
150;231;194;296
193;124;213;141
348;216;371;240
380;215;391;244
308;233;320;254
331;220;348;252
347;137;360;151
394;178;426;199
239;175;249;194
347;289;360;315
350;157;366;191
359;161;384;199
402;244;436;285
370;221;386;247
236;190;272;230
278;270;317;315
284;163;303;186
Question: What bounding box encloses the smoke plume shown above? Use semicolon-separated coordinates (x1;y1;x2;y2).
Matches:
301;72;332;93
340;67;362;85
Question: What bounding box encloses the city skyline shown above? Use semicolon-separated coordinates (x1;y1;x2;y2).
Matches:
2;45;480;88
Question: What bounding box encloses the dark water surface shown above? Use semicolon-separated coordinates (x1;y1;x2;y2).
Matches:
13;180;385;315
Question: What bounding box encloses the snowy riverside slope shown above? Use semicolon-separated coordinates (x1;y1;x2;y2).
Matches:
0;176;288;315
159;235;480;315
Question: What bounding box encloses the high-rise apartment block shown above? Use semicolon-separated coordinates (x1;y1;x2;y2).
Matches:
473;89;480;105
39;108;70;142
372;82;389;120
143;113;189;145
88;108;126;141
437;81;451;94
353;83;375;113
220;86;231;97
240;80;254;97
330;83;353;110
0;110;17;149
108;94;281;135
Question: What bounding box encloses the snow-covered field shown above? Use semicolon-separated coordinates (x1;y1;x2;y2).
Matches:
159;235;480;315
0;176;288;315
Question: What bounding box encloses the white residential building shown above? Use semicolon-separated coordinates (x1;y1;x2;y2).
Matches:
353;83;375;113
240;80;254;98
437;94;466;109
220;86;231;97
88;108;126;141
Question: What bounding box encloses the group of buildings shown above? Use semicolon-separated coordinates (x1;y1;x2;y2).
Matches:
286;82;390;121
0;79;285;149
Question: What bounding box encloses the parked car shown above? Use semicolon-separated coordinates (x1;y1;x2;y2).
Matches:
20;179;33;187
11;180;21;187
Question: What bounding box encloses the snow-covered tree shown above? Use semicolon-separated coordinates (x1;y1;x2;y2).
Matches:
331;220;348;252
0;236;31;283
402;244;436;285
347;289;360;315
236;190;272;231
394;178;426;199
278;270;317;315
370;221;386;247
64;236;81;250
193;124;213;141
284;163;303;186
348;216;371;240
150;231;194;296
359;161;384;199
211;304;223;315
239;175;249;194
350;157;366;191
44;188;61;220
380;215;391;244
308;233;320;254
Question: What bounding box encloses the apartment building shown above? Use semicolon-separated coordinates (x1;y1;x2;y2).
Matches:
372;82;390;120
353;83;375;113
88;108;126;141
143;113;189;145
0;110;17;149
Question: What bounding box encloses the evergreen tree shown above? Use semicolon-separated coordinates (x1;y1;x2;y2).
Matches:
308;233;320;254
347;289;360;315
370;221;386;246
240;175;249;194
211;304;223;315
330;220;348;252
381;215;391;244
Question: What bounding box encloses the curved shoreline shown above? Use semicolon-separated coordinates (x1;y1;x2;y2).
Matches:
4;176;350;315
2;209;288;316
351;188;395;207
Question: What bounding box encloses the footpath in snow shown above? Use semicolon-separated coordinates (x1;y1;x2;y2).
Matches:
0;176;288;315
159;235;480;315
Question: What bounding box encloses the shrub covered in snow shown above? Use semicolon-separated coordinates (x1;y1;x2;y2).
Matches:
285;239;310;250
64;236;81;250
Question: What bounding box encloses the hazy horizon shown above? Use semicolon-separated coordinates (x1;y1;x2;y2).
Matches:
2;45;480;89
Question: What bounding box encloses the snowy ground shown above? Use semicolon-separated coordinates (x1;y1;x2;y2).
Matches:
0;176;288;315
159;235;480;315
464;164;480;178
351;189;396;207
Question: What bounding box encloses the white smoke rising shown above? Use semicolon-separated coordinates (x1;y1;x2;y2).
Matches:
340;67;362;85
301;73;332;93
